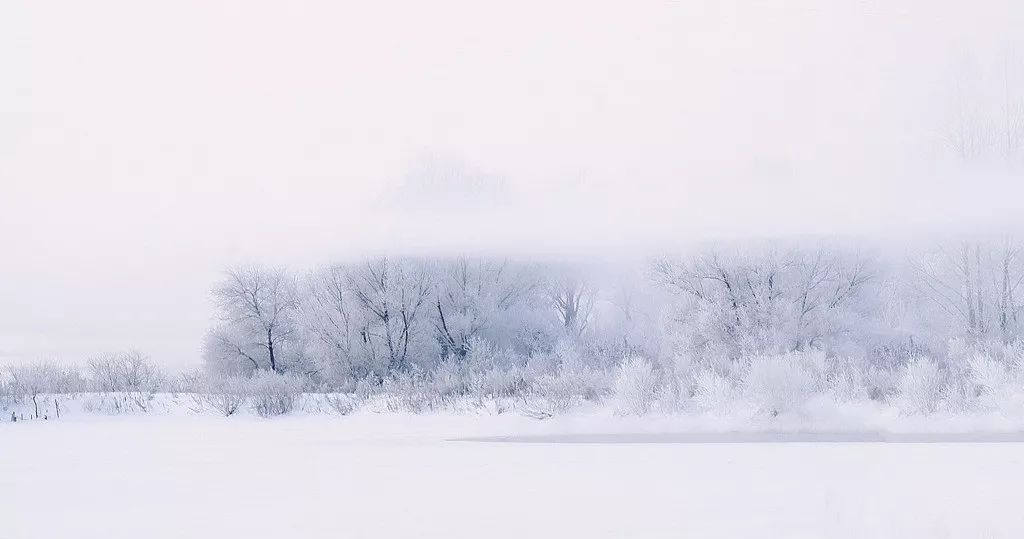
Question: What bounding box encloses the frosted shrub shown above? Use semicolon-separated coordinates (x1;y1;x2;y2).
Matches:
87;351;165;413
1002;340;1024;364
650;357;689;411
463;336;496;369
969;354;1024;413
556;342;612;400
533;342;612;411
175;369;205;394
0;376;9;410
430;359;469;399
462;340;531;399
6;361;83;418
946;338;982;367
742;352;825;416
942;375;977;413
192;375;248;416
466;365;527;399
322;392;359;415
825;357;869;403
247;371;304;417
612;356;659;416
344;376;379;410
896;358;946;414
530;375;582;412
871;339;931;370
692;368;735;412
863;365;900;402
382;368;447;413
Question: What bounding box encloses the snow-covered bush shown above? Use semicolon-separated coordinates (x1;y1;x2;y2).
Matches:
691;368;736;412
322;392;359;415
430;359;470;399
612;355;659;416
863;365;900;402
742;351;826;416
191;375;249;416
5;361;83;418
86;351;166;413
353;375;381;401
380;368;445;413
968;354;1024;414
825;356;869;403
300;390;362;415
896;358;946;414
174;369;205;394
0;376;9;411
532;342;612;411
247;371;304;417
468;365;529;399
460;339;531;399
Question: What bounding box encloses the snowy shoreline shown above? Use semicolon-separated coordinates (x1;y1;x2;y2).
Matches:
453;431;1024;443
9;392;1024;444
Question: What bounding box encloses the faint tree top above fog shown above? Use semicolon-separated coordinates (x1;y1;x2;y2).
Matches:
385;154;517;213
939;48;1024;164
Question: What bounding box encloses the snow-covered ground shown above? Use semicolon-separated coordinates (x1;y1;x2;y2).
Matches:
4;410;1024;539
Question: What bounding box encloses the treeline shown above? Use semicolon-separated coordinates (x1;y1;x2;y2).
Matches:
193;239;1024;416
203;258;636;383
204;241;1024;380
4;239;1024;418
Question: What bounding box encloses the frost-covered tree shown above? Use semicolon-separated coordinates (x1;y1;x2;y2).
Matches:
582;272;662;369
653;246;875;362
206;265;300;375
912;238;1024;344
346;258;433;372
299;265;362;382
433;257;537;360
789;248;875;352
545;272;597;339
939;51;1024;165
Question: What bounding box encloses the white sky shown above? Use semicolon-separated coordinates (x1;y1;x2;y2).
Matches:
3;0;1024;369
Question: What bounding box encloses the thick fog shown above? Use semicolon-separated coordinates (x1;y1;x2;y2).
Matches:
3;0;1024;369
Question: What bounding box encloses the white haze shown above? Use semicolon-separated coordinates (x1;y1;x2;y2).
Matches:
2;0;1024;369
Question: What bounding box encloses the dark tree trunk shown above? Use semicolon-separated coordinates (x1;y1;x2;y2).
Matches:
267;328;277;372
